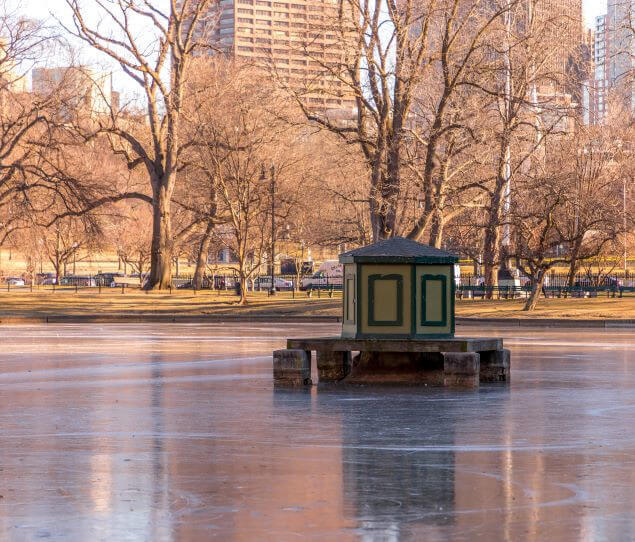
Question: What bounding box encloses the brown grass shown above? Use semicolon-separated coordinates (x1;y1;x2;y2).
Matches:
455;297;635;319
0;288;632;319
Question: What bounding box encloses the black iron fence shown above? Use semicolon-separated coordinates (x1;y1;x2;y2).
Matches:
0;272;344;296
459;272;635;288
2;271;634;299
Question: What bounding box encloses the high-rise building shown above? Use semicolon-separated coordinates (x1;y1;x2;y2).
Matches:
32;67;116;119
592;15;610;123
577;27;596;125
210;0;356;115
592;0;635;123
0;38;28;94
533;0;584;82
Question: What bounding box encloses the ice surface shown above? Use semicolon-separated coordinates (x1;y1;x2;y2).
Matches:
0;322;633;541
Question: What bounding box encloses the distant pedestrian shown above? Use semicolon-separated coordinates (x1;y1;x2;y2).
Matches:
542;273;550;297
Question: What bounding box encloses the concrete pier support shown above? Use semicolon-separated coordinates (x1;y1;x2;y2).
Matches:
316;350;352;382
279;337;509;388
273;349;311;386
442;352;480;388
479;349;511;382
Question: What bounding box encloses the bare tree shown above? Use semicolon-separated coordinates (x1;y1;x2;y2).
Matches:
105;201;153;277
477;0;579;292
280;0;518;243
33;216;101;283
191;62;315;304
509;138;625;311
0;7;66;248
61;0;218;289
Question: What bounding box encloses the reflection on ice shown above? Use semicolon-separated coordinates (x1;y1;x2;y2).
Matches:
0;323;633;541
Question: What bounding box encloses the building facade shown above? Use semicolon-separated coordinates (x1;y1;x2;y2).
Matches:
533;0;584;81
592;0;635;123
31;67;116;119
211;0;356;115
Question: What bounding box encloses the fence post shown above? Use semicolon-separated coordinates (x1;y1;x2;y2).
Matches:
75;284;78;294
169;285;172;295
122;284;125;295
7;282;9;292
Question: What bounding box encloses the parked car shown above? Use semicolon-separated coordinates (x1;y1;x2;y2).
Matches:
35;272;56;285
6;277;25;286
255;276;294;291
301;260;343;290
110;275;142;288
61;275;96;287
176;277;213;289
95;272;124;286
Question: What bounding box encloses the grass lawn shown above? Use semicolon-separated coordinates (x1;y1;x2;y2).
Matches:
0;288;343;318
0;288;632;320
455;297;635;320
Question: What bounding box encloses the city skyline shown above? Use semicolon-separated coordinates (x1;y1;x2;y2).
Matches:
9;0;611;96
16;0;606;23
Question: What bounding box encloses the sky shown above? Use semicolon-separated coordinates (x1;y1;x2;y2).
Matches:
20;0;610;30
11;0;609;94
583;0;608;24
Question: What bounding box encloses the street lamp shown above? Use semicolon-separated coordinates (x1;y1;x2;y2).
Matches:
38;239;43;274
615;140;631;276
72;242;78;275
269;165;276;295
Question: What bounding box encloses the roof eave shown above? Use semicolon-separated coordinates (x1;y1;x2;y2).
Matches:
340;256;458;264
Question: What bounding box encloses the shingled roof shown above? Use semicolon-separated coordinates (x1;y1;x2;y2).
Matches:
339;237;458;264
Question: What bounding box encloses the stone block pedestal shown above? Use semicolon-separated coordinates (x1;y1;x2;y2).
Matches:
275;337;511;388
442;352;480;387
479;349;510;382
317;350;352;382
273;349;311;386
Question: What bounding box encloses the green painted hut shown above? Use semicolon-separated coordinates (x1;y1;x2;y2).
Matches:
339;238;458;339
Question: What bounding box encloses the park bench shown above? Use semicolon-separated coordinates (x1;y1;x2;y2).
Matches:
456;285;528;299
306;284;336;298
619;286;635;297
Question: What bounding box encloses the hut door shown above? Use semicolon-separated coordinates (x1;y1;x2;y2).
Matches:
344;271;356;324
421;274;448;327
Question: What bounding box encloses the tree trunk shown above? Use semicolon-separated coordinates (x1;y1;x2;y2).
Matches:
193;222;214;289
294;268;302;292
429;211;445;249
483;222;501;298
483;131;512;296
238;273;248;305
54;256;61;285
146;185;173;290
566;240;582;288
523;269;547;311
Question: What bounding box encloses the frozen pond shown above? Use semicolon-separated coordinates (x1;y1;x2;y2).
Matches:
0;322;633;541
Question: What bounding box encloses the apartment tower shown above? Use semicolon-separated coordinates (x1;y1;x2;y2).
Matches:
533;0;584;77
211;0;355;114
